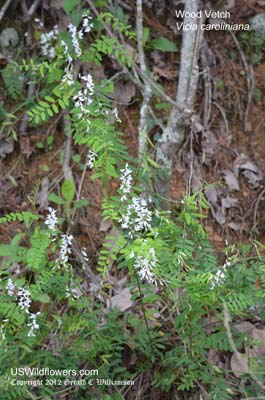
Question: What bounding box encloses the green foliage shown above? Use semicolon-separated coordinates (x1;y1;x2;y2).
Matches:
1;65;24;100
27;227;51;271
1;5;265;400
89;35;133;67
98;12;136;39
0;211;39;226
239;30;265;64
61;179;75;204
63;0;80;14
149;36;178;52
27;90;72;124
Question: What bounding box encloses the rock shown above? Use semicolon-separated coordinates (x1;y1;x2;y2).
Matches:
0;28;19;48
250;14;265;34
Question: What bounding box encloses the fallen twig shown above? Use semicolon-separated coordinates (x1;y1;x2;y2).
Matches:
223;302;265;391
212;101;229;137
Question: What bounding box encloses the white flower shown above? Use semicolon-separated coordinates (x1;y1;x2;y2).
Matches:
57;234;73;268
78;30;84;40
27;312;40;337
119;163;133;202
66;285;82;300
44;207;58;232
133;248;158;284
68;23;82;57
120;197;152;238
61;40;73;63
17;288;32;313
87;150;97;169
6;278;15;296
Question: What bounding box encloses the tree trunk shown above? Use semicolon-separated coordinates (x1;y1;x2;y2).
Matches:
155;0;202;206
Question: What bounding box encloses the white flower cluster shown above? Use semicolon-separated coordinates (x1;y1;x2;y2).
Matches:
6;278;15;296
27;312;40;337
132;248;158;284
176;251;188;268
0;325;5;343
81;248;89;270
73;73;95;117
68;23;82;57
62;65;75;86
87;150;97;169
210;260;230;289
17;287;32;312
44;207;58;233
67;14;93;58
40;25;59;59
60;40;73;63
45;209;73;269
66;285;82;300
5;279;41;336
120;163;133;202
112;107;121;122
82;14;93;33
34;18;44;29
120;197;152;238
81;73;94;94
6;279;32;312
57;234;73;268
0;319;9;343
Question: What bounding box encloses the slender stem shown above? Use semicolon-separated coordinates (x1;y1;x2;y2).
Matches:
68;161;88;229
136;275;153;353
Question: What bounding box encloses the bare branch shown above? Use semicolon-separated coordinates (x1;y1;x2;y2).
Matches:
0;0;12;23
134;64;189;112
25;0;41;21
